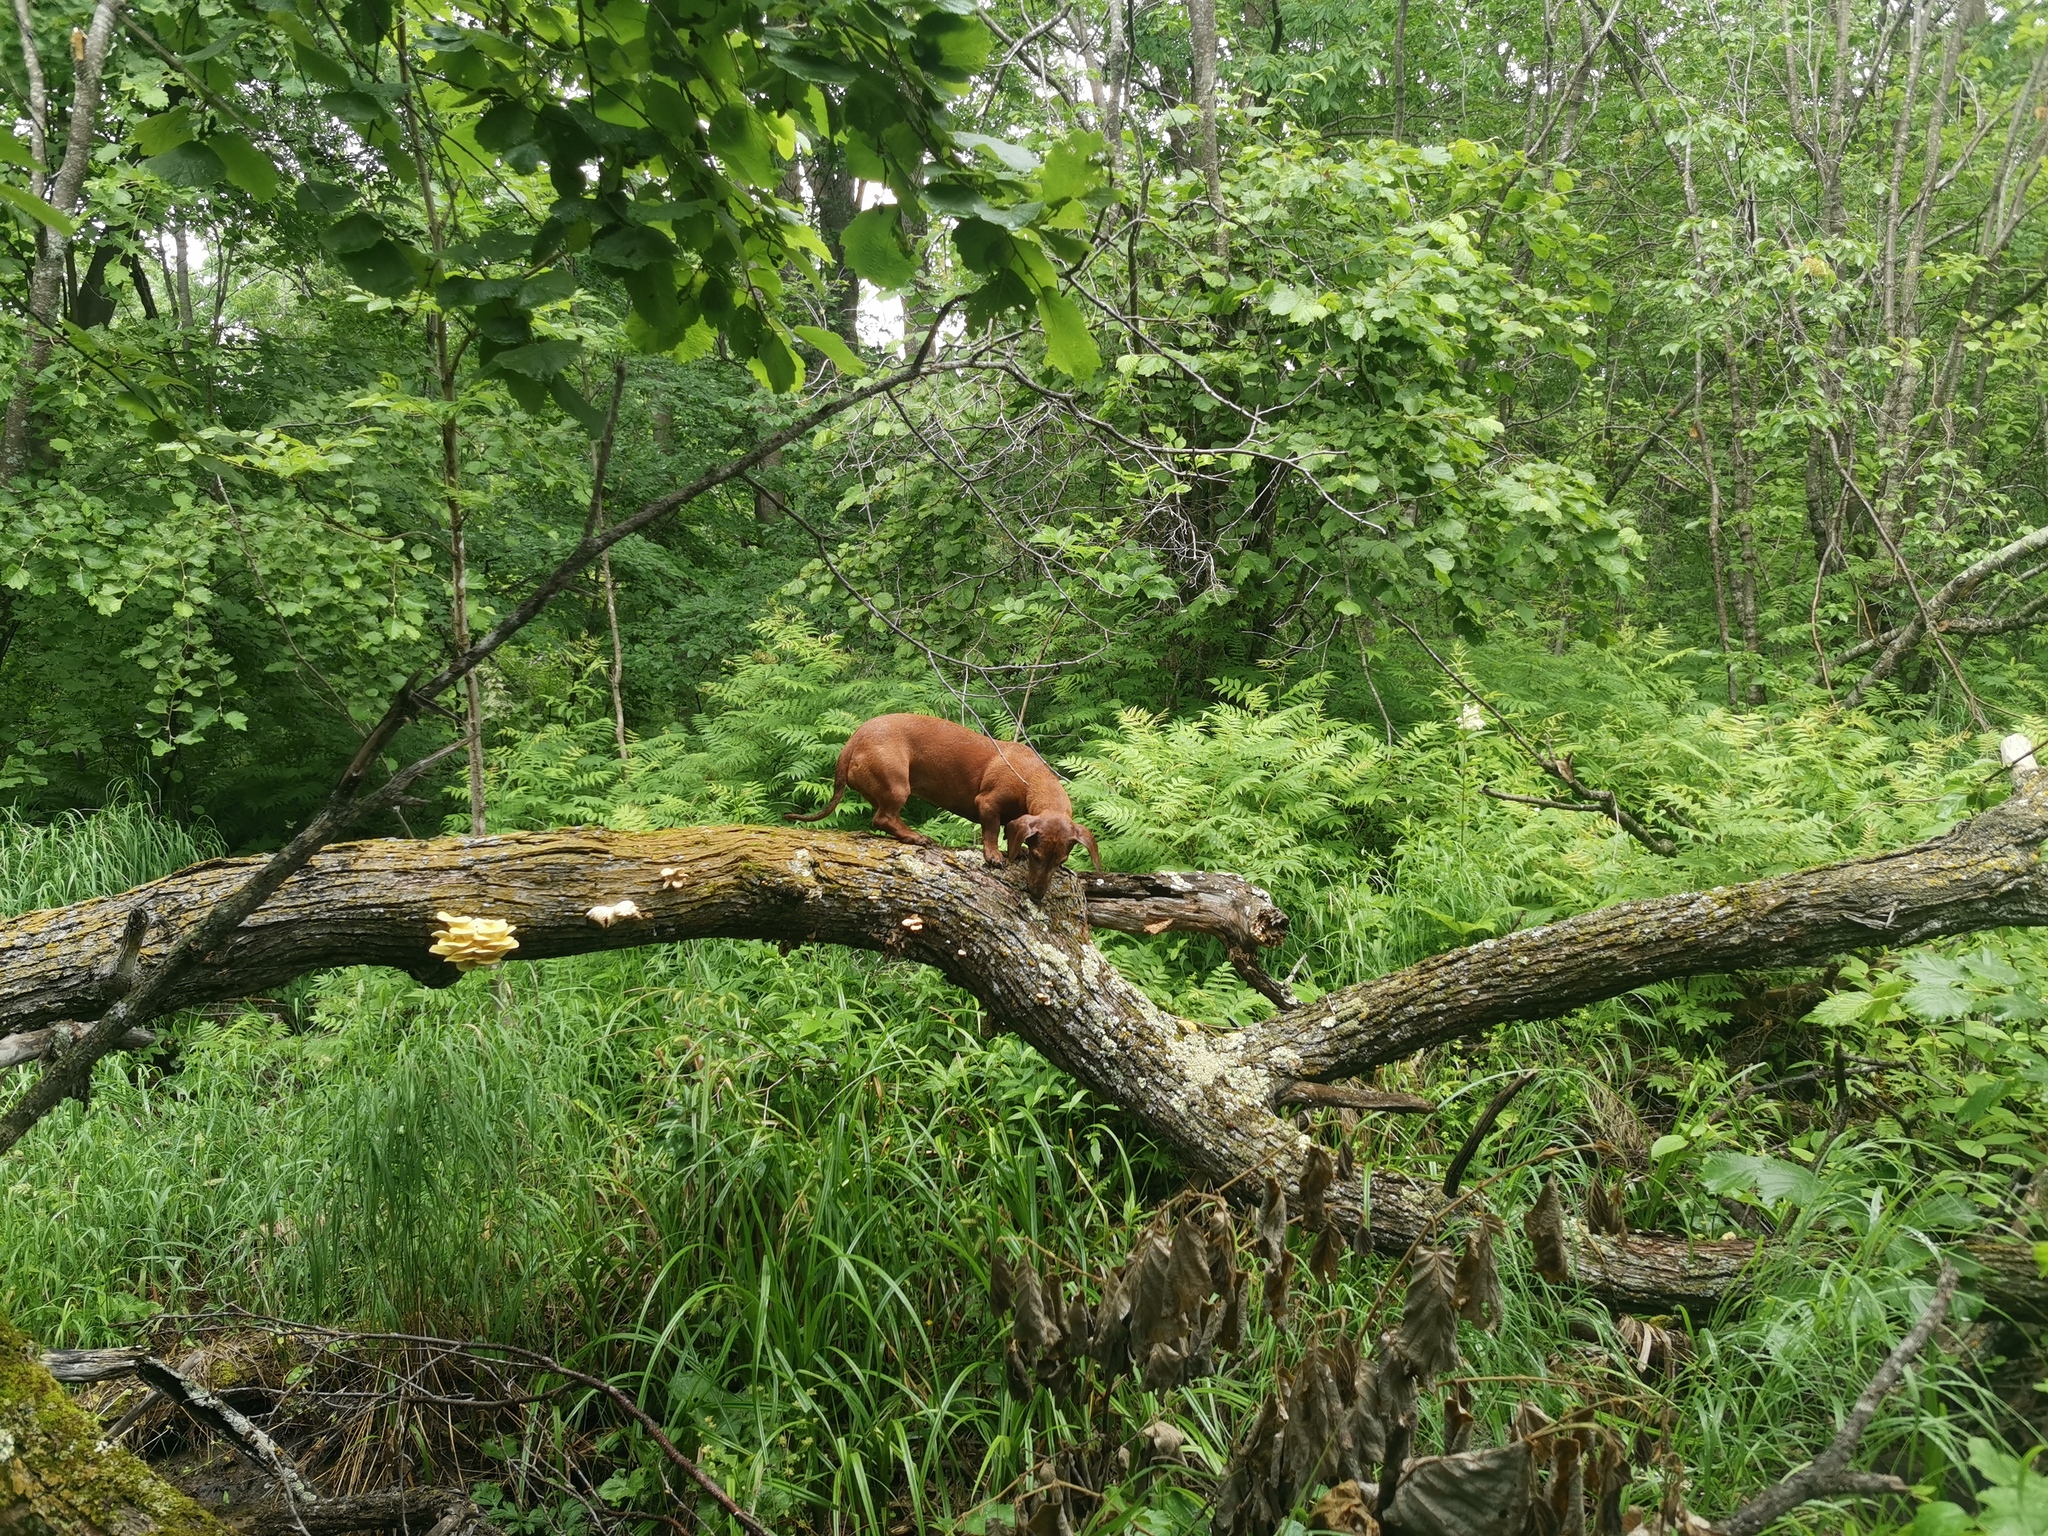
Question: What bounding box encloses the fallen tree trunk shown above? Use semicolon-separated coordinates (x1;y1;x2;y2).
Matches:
6;767;2048;1317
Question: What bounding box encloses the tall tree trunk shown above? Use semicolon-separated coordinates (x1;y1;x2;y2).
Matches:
1189;0;1227;259
1;0;126;483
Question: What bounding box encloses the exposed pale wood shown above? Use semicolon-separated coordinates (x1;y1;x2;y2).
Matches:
0;1020;154;1071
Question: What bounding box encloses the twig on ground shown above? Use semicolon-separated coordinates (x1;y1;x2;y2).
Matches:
152;1311;773;1536
1714;1262;1960;1536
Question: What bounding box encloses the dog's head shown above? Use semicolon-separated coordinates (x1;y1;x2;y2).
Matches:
1006;813;1102;899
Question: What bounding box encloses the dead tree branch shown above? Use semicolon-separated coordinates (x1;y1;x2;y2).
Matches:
1714;1263;1960;1535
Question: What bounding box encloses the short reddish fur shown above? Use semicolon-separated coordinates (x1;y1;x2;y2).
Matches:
786;713;1100;897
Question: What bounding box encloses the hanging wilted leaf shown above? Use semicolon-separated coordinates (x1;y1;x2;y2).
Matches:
1396;1246;1460;1385
1262;1245;1297;1326
1170;1212;1214;1323
1310;1221;1346;1285
1063;1292;1094;1359
1455;1209;1505;1331
1218;1263;1247;1353
1302;1143;1335;1231
1588;1429;1627;1536
1126;1231;1174;1352
1212;1394;1287;1536
1372;1345;1417;1429
991;1249;1016;1315
1005;1337;1034;1401
1208;1203;1240;1297
1443;1382;1475;1456
1615;1315;1693;1376
1141;1338;1187;1392
1345;1351;1387;1478
1383;1443;1535;1536
1258;1176;1289;1264
1585;1174;1629;1237
1513;1401;1555;1464
1089;1268;1133;1380
1523;1174;1572;1284
1549;1432;1585;1536
1137;1419;1186;1467
1014;1264;1061;1361
1280;1352;1346;1506
1337;1138;1357;1185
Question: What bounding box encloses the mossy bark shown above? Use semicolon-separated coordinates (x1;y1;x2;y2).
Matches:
0;1314;228;1536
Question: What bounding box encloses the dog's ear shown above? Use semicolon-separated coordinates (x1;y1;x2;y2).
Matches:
1074;823;1101;870
1007;814;1041;849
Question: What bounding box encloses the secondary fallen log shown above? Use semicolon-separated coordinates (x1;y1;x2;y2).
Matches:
6;764;2048;1316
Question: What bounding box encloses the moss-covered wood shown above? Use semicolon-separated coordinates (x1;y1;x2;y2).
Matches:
0;1313;228;1536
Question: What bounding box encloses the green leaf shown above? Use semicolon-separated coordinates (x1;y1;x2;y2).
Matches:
589;224;675;271
335;239;424;297
322;211;387;255
841;206;916;290
1700;1152;1821;1207
708;103;777;188
147;140;226;188
914;11;991;71
793;324;868;377
292;41;355;88
0;183;77;235
135;106;195;157
1040;132;1106;202
1649;1133;1688;1161
955;132;1038;173
492;337;581;378
208;133;280;201
0;132;34;168
342;0;393;46
1036;290;1099;380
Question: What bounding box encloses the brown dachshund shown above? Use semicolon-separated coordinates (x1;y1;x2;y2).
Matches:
787;713;1101;898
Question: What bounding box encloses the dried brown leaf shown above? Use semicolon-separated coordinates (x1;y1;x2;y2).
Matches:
1336;1137;1357;1185
1136;1420;1186;1467
1014;1265;1061;1362
1310;1222;1345;1285
1306;1480;1379;1535
1005;1338;1034;1401
1443;1381;1475;1456
1170;1212;1214;1323
1385;1443;1535;1536
1396;1246;1460;1385
1523;1174;1573;1284
1585;1175;1629;1238
1218;1264;1247;1354
1207;1203;1240;1296
1455;1209;1506;1331
1127;1233;1175;1353
1063;1292;1093;1358
990;1250;1016;1316
1258;1175;1288;1264
1262;1246;1296;1327
1551;1431;1586;1536
1301;1143;1336;1231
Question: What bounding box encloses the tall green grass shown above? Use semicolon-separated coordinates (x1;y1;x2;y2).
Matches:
0;796;219;917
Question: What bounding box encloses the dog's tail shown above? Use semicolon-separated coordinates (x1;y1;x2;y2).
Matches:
784;773;848;823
